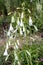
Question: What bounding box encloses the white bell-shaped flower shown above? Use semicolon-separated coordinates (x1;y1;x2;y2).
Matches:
15;43;19;49
3;43;9;56
17;18;20;25
3;48;8;56
15;44;18;49
21;12;24;19
29;16;33;26
17;40;20;46
34;25;38;31
7;30;10;36
4;43;8;50
11;16;15;23
18;61;20;65
6;43;9;50
20;28;23;35
20;19;24;27
9;23;14;31
23;26;25;32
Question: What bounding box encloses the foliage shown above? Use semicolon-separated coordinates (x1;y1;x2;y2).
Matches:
0;0;43;65
0;40;43;65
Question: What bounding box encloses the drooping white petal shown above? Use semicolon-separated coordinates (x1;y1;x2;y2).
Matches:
21;12;24;19
20;28;23;35
7;30;10;36
3;43;9;56
15;43;19;49
6;43;9;50
17;18;20;25
23;26;25;32
20;19;24;27
9;23;14;31
17;40;20;45
18;61;20;65
16;44;19;49
34;25;38;31
3;49;8;56
11;16;15;23
29;16;33;26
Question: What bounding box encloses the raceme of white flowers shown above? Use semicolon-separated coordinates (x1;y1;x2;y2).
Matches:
7;14;38;37
29;16;33;26
3;12;39;64
7;12;38;37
